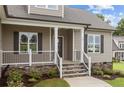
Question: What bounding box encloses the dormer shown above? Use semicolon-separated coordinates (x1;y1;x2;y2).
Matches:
28;5;64;17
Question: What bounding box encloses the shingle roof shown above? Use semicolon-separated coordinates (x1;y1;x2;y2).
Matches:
5;5;115;30
112;36;124;51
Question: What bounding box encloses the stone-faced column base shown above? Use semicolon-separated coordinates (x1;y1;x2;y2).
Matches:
92;62;112;70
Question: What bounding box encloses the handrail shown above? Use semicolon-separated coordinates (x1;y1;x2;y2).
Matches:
56;52;62;78
82;52;89;69
82;51;91;76
73;50;91;76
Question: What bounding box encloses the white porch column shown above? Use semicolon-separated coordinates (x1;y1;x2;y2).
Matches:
80;28;84;63
54;27;58;64
72;29;75;61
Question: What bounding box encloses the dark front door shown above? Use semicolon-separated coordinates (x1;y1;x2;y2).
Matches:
58;37;63;57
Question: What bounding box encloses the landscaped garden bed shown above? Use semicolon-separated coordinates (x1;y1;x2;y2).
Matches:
0;65;70;87
92;60;124;87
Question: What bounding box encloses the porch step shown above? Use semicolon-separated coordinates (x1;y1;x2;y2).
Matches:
62;65;85;70
63;72;88;78
62;62;89;78
63;63;83;66
63;69;87;74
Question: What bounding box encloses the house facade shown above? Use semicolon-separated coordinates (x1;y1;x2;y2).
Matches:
0;5;114;78
112;36;124;61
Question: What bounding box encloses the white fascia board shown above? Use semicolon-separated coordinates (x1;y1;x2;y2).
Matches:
1;18;86;29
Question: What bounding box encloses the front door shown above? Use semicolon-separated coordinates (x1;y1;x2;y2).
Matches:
58;37;63;58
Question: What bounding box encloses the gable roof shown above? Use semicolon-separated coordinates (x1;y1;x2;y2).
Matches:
112;39;119;51
4;5;115;31
112;36;124;51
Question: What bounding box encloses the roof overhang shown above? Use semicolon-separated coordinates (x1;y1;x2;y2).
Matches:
87;27;116;32
1;18;88;29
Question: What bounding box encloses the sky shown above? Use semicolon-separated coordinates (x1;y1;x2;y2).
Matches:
70;5;124;27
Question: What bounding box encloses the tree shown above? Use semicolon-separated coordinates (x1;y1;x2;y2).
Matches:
96;14;111;24
96;14;105;21
113;18;124;36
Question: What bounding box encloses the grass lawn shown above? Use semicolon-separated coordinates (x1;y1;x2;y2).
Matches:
105;78;124;87
104;62;124;87
113;62;124;71
34;78;70;87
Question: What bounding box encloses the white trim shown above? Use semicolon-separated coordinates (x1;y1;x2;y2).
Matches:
32;62;54;64
62;5;64;18
54;27;58;64
1;18;86;29
58;36;64;59
50;28;52;61
113;50;124;52
2;61;54;66
28;5;30;14
80;28;84;63
2;63;29;65
87;34;101;53
19;32;38;53
72;29;75;61
3;50;54;52
34;5;58;10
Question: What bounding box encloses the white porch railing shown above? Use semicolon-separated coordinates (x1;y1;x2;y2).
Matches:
56;53;62;78
73;50;91;76
83;52;91;76
1;50;55;66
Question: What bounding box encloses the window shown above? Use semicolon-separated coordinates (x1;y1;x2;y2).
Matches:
34;5;58;10
19;32;38;52
88;34;101;53
119;43;124;49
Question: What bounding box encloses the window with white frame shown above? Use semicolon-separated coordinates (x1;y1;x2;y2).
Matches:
19;32;38;52
119;43;124;49
34;5;58;10
88;34;101;53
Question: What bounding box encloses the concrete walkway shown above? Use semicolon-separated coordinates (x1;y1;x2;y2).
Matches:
64;76;112;87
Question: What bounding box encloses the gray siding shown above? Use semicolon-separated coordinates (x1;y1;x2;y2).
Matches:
29;5;63;17
85;30;112;63
74;30;81;50
2;24;50;51
2;24;53;64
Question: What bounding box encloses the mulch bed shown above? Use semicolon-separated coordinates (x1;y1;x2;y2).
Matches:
0;66;59;87
93;75;120;81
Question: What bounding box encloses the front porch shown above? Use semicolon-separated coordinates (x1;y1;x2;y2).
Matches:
1;24;84;64
0;23;91;78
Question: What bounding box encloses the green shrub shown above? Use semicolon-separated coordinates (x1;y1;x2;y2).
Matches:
93;67;102;71
113;70;121;75
92;67;104;76
112;58;120;63
102;68;113;75
7;68;23;87
97;71;104;76
92;69;104;76
29;68;42;80
103;75;111;79
48;67;58;78
119;71;124;77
